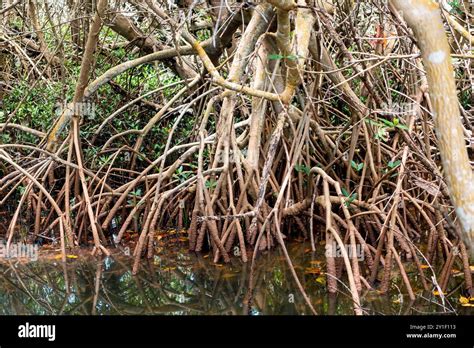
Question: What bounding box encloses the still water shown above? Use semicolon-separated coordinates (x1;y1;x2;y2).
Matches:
0;242;470;315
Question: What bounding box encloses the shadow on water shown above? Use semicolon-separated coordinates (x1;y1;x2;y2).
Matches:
0;243;471;315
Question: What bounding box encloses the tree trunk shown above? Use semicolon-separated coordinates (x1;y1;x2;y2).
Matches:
391;0;474;255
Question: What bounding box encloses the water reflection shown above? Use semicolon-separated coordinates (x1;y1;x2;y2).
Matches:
0;243;470;315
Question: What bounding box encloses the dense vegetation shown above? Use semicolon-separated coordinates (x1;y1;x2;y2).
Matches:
0;0;473;314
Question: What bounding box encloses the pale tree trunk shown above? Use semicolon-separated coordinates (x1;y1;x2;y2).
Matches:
390;0;474;256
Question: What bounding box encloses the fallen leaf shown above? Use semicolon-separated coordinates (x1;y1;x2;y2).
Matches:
315;275;326;285
420;265;429;269
304;267;322;275
459;296;469;304
53;254;74;260
461;303;474;307
310;260;322;265
432;290;446;296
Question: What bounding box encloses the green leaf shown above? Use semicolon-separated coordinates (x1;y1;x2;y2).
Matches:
349;193;357;203
380;118;395;127
17;185;26;195
345;193;358;207
351;161;364;172
131;188;142;197
295;164;310;175
268;53;298;61
341;187;350;197
268;53;284;60
388;160;402;169
205;179;217;189
366;117;408;131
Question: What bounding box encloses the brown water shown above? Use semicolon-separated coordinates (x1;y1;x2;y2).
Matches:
0;243;470;315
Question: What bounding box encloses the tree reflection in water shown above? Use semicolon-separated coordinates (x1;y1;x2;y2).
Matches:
0;243;467;315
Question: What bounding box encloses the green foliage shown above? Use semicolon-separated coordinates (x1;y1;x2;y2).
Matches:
459;88;471;110
268;54;283;60
387;160;401;169
448;0;463;14
341;188;357;207
350;160;364;172
196;29;211;41
173;166;192;183
98;155;112;166
0;111;9;143
130;188;142;197
294;164;311;175
1;81;65;143
205;178;217;190
365;117;408;142
128;188;143;206
366;117;408;130
17;185;26;195
384;160;401;177
0;133;11;144
268;53;298;61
